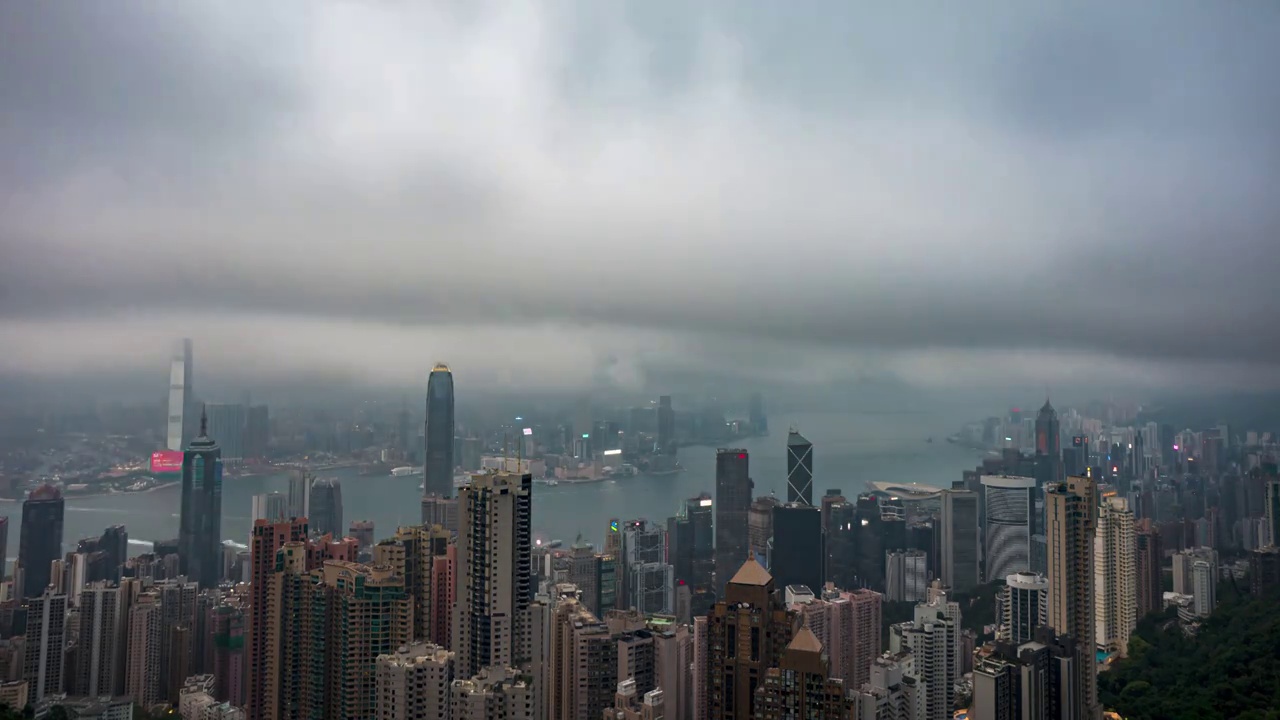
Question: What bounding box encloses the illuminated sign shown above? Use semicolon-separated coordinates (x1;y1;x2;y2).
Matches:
737;453;746;459
150;450;183;474
1073;436;1087;447
602;449;622;456
522;428;533;436
699;498;713;507
582;433;590;439
610;520;619;533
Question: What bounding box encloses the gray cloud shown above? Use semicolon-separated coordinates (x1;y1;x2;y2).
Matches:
2;1;1279;390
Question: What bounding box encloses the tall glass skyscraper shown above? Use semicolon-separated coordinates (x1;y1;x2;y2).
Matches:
310;478;344;537
179;408;223;589
423;363;455;498
166;338;195;451
786;430;814;505
19;484;65;599
714;449;752;595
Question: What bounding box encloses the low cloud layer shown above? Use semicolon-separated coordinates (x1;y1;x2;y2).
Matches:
2;1;1278;392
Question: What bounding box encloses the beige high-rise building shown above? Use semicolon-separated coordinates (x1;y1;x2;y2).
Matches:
374;642;455;720
453;472;533;679
375;524;452;644
1094;496;1136;657
550;596;618;720
652;625;692;720
1045;475;1100;720
127;592;163;709
452;666;535;720
265;542;413;720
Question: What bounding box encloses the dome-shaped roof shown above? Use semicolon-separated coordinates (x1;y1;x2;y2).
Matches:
28;483;63;501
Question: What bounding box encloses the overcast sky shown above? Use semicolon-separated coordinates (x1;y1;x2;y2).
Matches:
2;1;1278;394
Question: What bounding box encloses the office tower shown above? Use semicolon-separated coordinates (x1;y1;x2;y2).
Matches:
669;493;715;597
786;430;814;505
656;395;676;455
889;597;960;720
179;409;223;589
1094;496;1136;657
23;591;68;702
374;524;452;644
981;475;1036;582
885;550;927;603
706;558;795;720
567;542;608;617
1173;547;1218;617
850;494;887;591
620;519;670;614
0;516;7;579
246;518;309;720
771;503;825;593
1134;522;1163;618
167;338;195;451
714;449;752;595
452;666;535;720
127;592;163;708
747;393;767;436
453;471;533;679
73;583;124;697
245;404;270;459
940;488;979;593
251;492;288;522
997;572;1047;646
1249;545;1280;597
206;403;247;464
374;642;455;720
1034;399;1062;487
747;495;781;562
309;478;344;537
210;602;246;707
287;470;311;521
1044;476;1100;719
349;520;375;550
421;494;460;534
94;525;128;584
267;549;413;720
616;628;657;697
752;626;849;719
19;485;66;600
849;653;922;720
424;363;456;498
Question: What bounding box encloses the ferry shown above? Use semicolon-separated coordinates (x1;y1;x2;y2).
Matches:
390;466;420;477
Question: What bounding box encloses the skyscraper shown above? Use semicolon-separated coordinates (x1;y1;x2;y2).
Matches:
309;478;344;537
453;471;532;679
24;590;68;702
999;571;1048;646
1034;399;1062;487
205;403;247;464
770;503;825;593
1045;475;1100;719
706;558;795;720
1135;522;1163;618
884;549;927;603
251;492;288;522
714;449;752;595
786;430;814;505
287;470;311;521
246;518;309;720
424;363;456;498
244;404;270;460
941;487;979;593
374;524;452;645
74;582;125;697
981;475;1036;582
656;395;676;455
179;408;223;589
752;626;850;719
374;642;455;720
1094;496;1136;657
19;484;65;599
167;338;195;452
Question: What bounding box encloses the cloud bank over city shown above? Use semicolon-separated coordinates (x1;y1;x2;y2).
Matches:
2;1;1278;392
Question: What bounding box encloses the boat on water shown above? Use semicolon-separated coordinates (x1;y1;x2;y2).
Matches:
390;466;421;477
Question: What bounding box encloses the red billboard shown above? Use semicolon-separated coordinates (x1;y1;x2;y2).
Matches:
151;450;184;474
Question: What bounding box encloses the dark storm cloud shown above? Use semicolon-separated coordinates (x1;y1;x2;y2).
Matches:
2;1;1279;387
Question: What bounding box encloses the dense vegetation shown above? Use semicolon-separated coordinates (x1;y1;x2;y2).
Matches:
1100;581;1280;720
